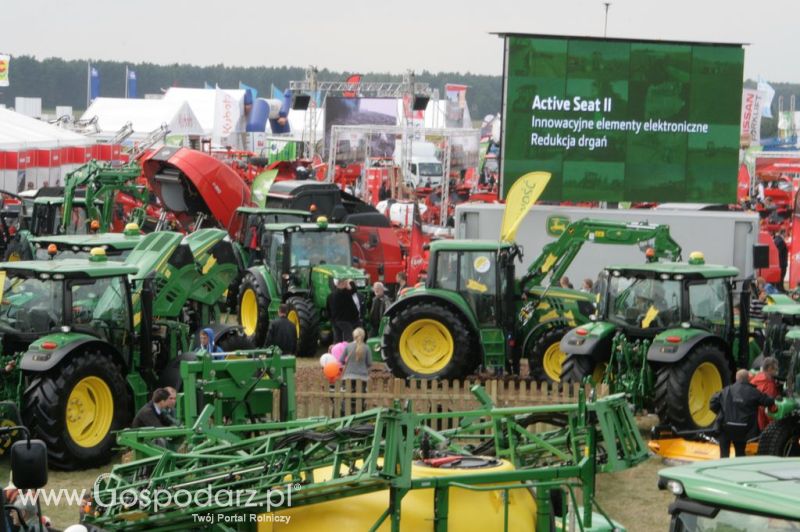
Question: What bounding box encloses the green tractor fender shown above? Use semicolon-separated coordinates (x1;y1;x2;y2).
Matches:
520;318;575;357
246;265;281;302
18;333;124;373
646;329;723;364
559;321;616;360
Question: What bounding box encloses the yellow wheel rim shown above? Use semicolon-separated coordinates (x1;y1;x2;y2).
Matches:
240;288;258;336
542;342;566;382
287;309;301;338
688;362;723;428
398;319;454;375
7;252;20;262
66;376;114;448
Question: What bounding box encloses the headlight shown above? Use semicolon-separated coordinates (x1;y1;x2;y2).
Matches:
666;480;683;495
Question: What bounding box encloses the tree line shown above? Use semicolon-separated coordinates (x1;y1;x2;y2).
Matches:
0;55;503;120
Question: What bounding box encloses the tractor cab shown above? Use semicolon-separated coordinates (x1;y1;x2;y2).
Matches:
599;260;737;339
234;207;312;266
0;258;137;357
30;196;96;236
260;220;368;298
428;240;518;331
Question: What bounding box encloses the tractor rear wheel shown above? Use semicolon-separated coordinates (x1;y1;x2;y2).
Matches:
238;272;271;346
757;417;800;456
22;351;130;470
286;296;320;357
383;302;477;379
654;344;730;431
528;327;570;383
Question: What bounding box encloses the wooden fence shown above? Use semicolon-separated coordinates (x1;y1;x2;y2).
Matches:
293;372;605;427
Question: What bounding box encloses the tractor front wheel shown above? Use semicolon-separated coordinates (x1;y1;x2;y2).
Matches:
528;327;570;383
383;303;477;379
758;417;800;456
238;272;271;346
654;344;730;431
22;351;130;470
285;296;320;357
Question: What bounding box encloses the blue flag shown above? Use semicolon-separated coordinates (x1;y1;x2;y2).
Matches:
204;81;214;89
271;84;284;100
90;66;100;101
239;81;257;105
127;69;137;98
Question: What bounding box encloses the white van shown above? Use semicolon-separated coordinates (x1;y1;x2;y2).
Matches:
394;141;445;188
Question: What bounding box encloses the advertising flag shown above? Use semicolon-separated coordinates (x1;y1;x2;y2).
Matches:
445;83;468;128
0;55;10;87
90;66;100;101
127;68;137;98
271;84;284;100
343;74;361;98
758;77;775;119
212;88;242;147
499;171;551;242
740;89;762;146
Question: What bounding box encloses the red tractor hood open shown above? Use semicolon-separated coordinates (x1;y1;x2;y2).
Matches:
140;147;251;235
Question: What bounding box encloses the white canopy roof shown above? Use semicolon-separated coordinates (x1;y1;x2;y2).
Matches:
0;107;92;150
81;98;205;139
163;88;246;134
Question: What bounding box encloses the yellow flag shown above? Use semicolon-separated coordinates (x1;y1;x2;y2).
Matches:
499;171;551;242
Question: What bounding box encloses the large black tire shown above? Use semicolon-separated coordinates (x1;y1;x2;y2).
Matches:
238;272;271;346
654;344;731;432
757;417;800;456
561;355;598;384
4;239;31;262
217;329;256;352
22;351;130;470
382;302;478;379
528;327;571;383
286;296;320;357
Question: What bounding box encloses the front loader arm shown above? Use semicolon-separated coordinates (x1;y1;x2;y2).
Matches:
522;218;683;291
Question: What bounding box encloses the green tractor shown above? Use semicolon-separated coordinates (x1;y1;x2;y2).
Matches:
5;160;148;260
377;219;681;380
236;217;370;356
658;457;800;530
0;228;243;469
559;252;757;431
754;304;800;456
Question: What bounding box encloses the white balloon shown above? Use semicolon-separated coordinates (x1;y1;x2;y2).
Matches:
320;353;335;367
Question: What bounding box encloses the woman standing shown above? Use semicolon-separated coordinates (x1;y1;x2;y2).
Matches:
342;327;371;413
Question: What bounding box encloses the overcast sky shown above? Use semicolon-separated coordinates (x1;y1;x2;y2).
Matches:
1;0;797;81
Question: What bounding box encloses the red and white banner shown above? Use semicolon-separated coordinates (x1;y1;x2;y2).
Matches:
740;89;763;146
212;88;241;147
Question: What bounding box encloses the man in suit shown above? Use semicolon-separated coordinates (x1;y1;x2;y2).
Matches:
265;304;297;355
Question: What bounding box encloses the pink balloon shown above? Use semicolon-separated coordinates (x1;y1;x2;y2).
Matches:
331;342;347;363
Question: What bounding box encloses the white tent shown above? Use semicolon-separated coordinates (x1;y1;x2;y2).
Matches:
0;107;91;150
81;97;204;141
163;88;246;135
0;107;93;190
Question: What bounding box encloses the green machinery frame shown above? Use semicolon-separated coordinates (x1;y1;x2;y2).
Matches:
87;382;647;531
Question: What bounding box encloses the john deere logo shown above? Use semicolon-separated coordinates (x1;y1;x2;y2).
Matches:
546;216;569;236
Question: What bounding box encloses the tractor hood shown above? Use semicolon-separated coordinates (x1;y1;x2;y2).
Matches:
313;264;369;288
140;147;251;236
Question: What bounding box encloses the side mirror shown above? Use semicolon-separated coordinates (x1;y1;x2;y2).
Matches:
11;438;48;490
